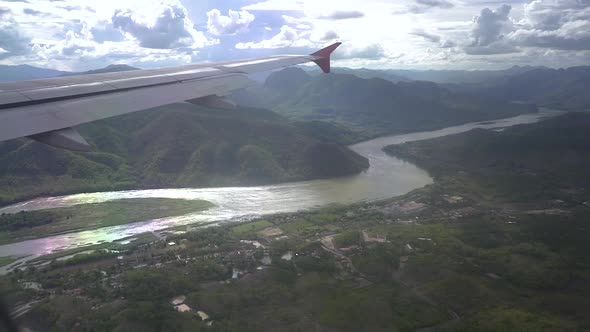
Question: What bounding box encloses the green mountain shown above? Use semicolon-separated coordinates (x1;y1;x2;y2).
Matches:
385;112;590;202
0;104;368;205
445;66;590;110
232;68;536;137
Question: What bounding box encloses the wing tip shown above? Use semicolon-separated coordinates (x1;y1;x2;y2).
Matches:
311;42;342;74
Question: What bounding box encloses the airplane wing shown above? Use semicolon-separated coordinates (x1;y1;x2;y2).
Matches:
0;42;341;151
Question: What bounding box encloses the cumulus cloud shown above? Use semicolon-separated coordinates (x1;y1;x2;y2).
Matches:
112;3;211;49
507;0;590;50
320;30;340;41
206;9;255;36
510;19;590;50
318;10;364;20
22;8;48;16
236;25;300;49
91;21;126;43
461;4;518;55
523;0;589;30
0;8;30;60
471;4;513;47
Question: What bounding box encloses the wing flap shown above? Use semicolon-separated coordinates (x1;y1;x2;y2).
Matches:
21;82;115;101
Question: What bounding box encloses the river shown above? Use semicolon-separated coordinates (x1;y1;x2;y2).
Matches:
0;109;563;267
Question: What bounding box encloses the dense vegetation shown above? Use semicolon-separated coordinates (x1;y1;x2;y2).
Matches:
232;67;536;137
0;104;368;204
4;112;590;330
385;112;590;203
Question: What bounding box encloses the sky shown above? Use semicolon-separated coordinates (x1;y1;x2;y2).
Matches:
0;0;588;71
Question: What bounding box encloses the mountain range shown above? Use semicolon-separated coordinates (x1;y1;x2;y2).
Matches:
0;64;67;82
232;67;536;137
307;65;590;111
306;65;543;84
2;62;584;204
451;66;590;110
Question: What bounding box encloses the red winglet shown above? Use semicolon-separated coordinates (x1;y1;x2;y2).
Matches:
310;42;341;74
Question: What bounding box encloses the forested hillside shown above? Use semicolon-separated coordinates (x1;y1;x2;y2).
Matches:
0;104;368;204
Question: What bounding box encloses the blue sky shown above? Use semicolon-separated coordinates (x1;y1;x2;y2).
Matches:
0;0;588;71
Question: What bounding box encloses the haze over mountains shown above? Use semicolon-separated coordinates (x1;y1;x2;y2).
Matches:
2;63;587;111
232;67;536;137
0;62;586;203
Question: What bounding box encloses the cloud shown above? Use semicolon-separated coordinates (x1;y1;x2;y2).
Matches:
112;3;212;49
0;8;30;60
523;0;590;31
506;0;590;50
206;9;255;36
242;0;304;11
320;30;339;41
509;20;590;50
236;25;299;49
318;10;364;20
411;29;457;48
408;0;454;14
411;29;441;43
58;5;81;11
461;4;518;55
464;43;518;55
282;15;313;29
333;44;385;60
22;8;49;16
91;21;126;43
470;4;512;47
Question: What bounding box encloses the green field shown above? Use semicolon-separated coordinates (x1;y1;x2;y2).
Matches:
0;198;213;244
231;219;273;235
0;256;18;268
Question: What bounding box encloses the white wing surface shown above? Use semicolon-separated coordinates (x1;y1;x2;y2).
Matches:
0;43;341;151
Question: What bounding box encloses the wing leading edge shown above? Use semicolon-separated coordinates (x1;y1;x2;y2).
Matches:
0;42;341;151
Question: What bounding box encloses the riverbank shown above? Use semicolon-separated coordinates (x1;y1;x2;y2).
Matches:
6;161;588;330
0;198;213;245
0;110;562;262
3;110;589;330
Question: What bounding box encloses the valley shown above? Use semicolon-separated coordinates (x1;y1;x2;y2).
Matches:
2;112;589;331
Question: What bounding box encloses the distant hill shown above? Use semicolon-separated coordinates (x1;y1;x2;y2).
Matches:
0;63;139;82
0;64;67;82
62;64;139;76
314;67;410;83
455;66;590;110
306;66;541;84
388;66;542;84
232;67;536;137
0;104;368;204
